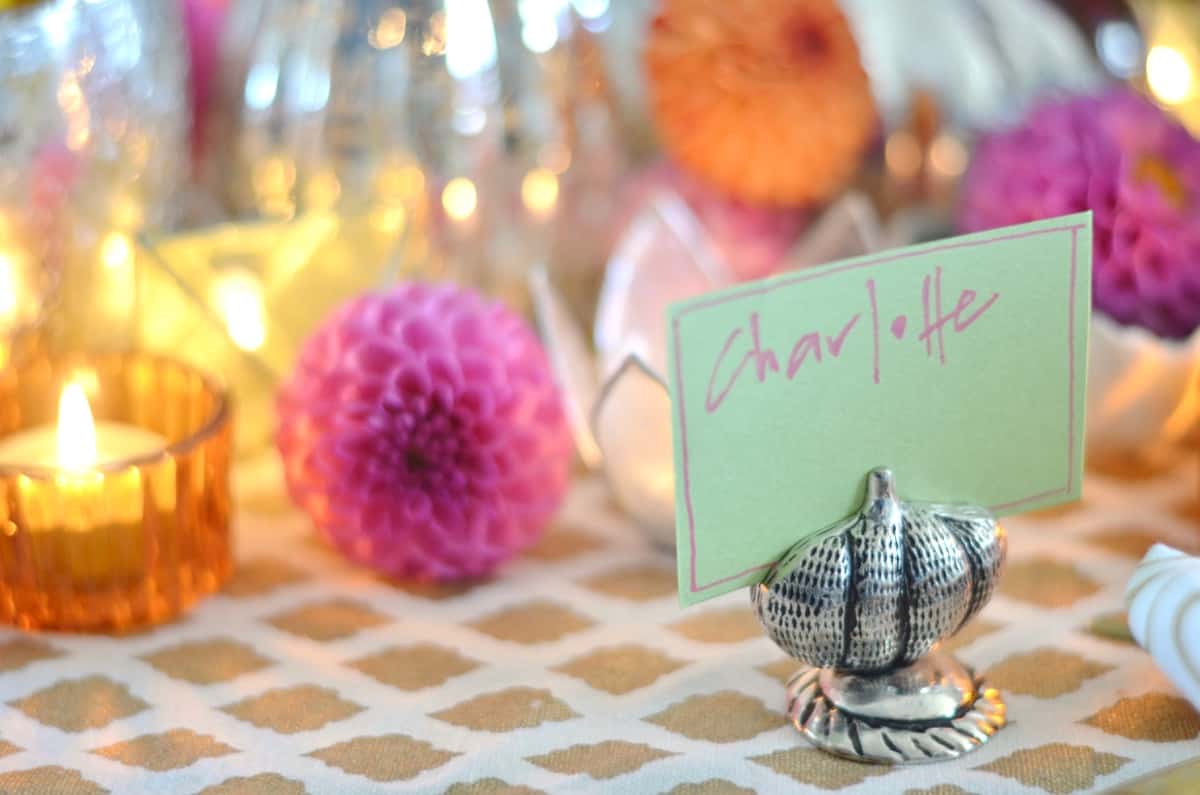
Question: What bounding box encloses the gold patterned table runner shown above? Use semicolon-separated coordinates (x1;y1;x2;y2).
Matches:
0;469;1196;794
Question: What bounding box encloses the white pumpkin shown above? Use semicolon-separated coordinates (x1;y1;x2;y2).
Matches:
1126;544;1200;712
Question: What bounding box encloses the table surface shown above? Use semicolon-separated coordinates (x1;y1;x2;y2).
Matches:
0;465;1197;795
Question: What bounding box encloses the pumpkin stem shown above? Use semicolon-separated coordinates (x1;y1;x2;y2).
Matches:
865;467;897;503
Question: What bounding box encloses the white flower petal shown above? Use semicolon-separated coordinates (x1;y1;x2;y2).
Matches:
782;192;882;270
594;191;729;380
1087;314;1200;466
529;266;601;468
592;355;675;548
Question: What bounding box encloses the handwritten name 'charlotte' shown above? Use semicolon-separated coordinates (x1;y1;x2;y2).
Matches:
704;267;1000;414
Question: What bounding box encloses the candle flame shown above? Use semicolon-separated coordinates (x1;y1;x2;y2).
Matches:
57;383;97;470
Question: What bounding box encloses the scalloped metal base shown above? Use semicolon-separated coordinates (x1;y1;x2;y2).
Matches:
785;654;1006;764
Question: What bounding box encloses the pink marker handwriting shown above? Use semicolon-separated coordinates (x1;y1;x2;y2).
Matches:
704;268;1000;413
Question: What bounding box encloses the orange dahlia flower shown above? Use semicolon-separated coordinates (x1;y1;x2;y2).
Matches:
646;0;877;207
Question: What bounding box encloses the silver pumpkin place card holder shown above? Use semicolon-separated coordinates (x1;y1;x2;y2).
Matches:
658;215;1090;765
751;467;1007;764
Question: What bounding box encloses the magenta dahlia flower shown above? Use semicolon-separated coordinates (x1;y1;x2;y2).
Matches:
960;88;1200;339
277;282;573;581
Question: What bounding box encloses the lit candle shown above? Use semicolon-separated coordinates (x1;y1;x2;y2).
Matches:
0;384;170;589
0;352;231;631
0;383;166;470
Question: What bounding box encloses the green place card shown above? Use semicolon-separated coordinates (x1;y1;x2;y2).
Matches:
668;213;1092;606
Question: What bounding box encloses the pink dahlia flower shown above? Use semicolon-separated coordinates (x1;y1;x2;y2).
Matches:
277;282;573;581
960;88;1200;339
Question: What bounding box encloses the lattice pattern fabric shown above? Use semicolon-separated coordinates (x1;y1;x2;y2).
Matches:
0;469;1196;794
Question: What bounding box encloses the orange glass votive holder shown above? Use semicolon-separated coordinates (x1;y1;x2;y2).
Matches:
0;352;232;631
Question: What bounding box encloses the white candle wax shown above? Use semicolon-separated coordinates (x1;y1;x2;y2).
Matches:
0;422;167;469
0;383;166;470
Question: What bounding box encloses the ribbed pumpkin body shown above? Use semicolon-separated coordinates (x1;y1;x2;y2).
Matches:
752;470;1005;673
